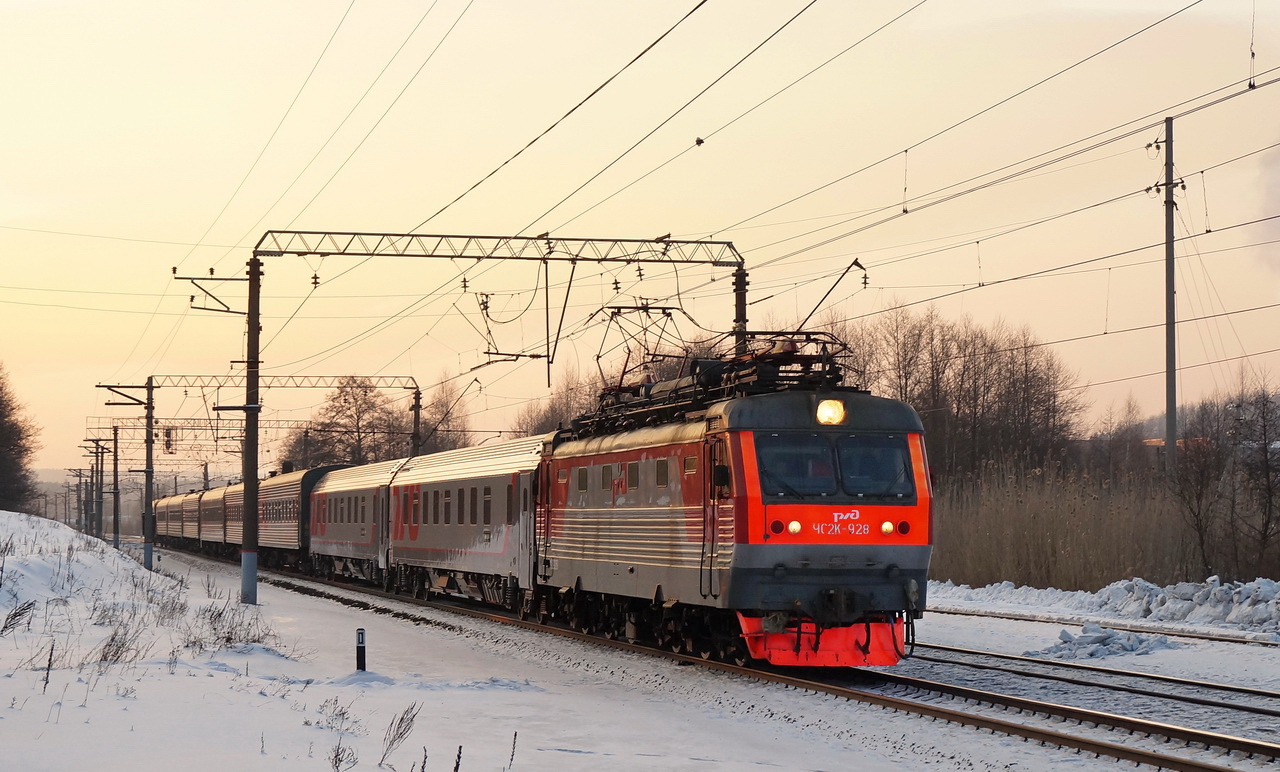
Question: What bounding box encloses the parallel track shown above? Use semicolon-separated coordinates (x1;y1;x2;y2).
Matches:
246;566;1278;772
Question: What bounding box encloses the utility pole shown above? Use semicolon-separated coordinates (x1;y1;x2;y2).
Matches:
242;255;263;604
411;388;422;457
1163;117;1178;478
98;379;157;568
112;426;120;549
94;440;106;538
144;376;154;567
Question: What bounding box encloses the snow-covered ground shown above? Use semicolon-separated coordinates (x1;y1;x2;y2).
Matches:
2;510;1276;771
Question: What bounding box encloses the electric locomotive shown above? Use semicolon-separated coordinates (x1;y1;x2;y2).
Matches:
152;333;931;668
533;332;932;666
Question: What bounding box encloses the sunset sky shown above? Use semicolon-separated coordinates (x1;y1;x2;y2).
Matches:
3;0;1278;479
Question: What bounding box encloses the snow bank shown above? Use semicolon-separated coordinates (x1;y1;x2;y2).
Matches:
1023;623;1182;659
930;576;1280;638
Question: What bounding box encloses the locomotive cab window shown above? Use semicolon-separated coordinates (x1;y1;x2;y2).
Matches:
755;431;916;503
838;434;915;500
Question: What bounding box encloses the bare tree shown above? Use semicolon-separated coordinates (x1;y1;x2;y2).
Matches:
0;362;40;513
1173;399;1234;578
280;376;412;467
511;365;599;436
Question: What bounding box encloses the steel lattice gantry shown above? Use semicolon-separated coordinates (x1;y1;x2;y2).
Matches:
230;230;751;604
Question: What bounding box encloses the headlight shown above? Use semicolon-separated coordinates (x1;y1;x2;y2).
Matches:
816;399;845;425
881;521;895;535
788;520;802;535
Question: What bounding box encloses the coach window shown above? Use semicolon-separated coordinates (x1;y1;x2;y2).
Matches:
458;488;466;525
506;484;515;525
432;489;440;525
482;486;492;525
360;497;367;524
443;490;452;524
656;458;669;489
467;487;476;525
522;487;529;514
627;462;639;491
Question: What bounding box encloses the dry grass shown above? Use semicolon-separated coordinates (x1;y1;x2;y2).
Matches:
932;460;1193;591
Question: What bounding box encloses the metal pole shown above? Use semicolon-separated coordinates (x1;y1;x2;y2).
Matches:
356;628;367;671
94;447;105;538
1164;117;1177;478
112;427;120;549
733;266;749;357
144;377;155;569
411;388;422;457
242;255;262;604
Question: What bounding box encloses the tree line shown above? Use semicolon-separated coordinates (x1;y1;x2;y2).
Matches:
4;304;1276;587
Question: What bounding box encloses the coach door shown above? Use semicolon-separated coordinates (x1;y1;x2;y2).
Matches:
700;437;727;599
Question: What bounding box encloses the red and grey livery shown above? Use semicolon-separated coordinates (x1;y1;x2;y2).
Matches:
156;334;932;667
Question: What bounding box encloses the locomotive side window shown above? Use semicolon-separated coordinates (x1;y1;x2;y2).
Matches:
600;465;610;490
655;458;669;489
684;456;697;475
627;462;639;491
557;468;568;483
576;467;587;492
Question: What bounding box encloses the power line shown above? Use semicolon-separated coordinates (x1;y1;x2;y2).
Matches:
712;0;1208;237
520;0;821;234
411;0;711;231
551;0;932;232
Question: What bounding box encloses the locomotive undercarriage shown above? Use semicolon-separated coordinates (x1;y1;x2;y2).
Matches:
518;586;752;665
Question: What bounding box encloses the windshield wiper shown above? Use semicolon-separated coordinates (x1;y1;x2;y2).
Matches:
869;461;910;498
759;466;808;499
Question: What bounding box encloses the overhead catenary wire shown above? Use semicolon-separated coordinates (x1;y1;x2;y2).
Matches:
518;0;821;235
709;0;1209;238
410;0;711;232
108;2;358;384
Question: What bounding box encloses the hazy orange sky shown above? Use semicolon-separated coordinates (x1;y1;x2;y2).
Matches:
3;0;1278;480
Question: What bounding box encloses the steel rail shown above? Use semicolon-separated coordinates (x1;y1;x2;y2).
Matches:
929;607;1280;647
916;643;1280;706
248;569;1265;772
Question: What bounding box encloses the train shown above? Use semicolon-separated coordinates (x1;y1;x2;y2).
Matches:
154;333;932;667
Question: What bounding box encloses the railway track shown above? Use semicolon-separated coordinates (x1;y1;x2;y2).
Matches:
911;643;1280;723
929;607;1280;647
243;566;1278;772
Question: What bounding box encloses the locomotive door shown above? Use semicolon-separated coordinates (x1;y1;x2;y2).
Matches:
700;437;726;598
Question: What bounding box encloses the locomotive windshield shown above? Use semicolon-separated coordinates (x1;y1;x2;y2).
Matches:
754;432;915;502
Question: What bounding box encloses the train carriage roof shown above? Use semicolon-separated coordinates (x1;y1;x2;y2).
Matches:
391;432;555;487
312;457;412;496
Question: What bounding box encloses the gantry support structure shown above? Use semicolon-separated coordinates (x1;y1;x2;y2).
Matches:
96;374;421;573
236;230;748;604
